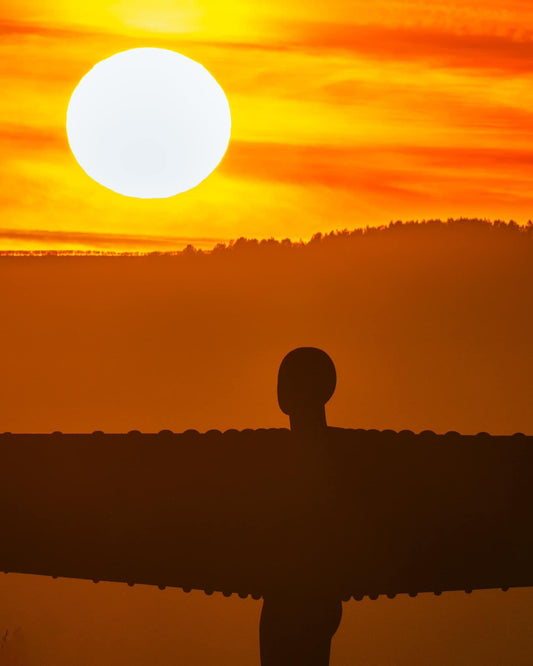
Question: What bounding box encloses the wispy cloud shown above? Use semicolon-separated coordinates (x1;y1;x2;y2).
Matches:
223;141;533;188
0;228;226;250
285;21;533;73
0;123;66;152
0;19;98;39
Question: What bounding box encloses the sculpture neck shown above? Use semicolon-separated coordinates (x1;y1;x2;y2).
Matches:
289;406;328;436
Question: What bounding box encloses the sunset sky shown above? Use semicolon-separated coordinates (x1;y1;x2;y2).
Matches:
3;0;533;251
5;0;533;661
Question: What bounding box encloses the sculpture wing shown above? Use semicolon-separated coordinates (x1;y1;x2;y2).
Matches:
1;429;532;600
325;429;533;599
0;430;293;597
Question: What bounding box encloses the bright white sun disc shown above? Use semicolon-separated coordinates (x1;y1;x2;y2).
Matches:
66;48;232;199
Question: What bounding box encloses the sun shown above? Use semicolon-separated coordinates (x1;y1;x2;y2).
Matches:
66;48;232;199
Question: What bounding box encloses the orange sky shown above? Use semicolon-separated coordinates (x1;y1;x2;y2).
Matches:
2;0;533;251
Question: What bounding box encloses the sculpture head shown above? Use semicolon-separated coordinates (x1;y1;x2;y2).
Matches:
277;348;336;433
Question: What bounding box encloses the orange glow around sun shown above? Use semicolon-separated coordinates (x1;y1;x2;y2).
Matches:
2;0;533;251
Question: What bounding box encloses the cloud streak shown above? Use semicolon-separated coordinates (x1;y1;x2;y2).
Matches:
223;141;533;187
0;19;98;39
283;21;533;73
0;123;66;151
0;228;226;250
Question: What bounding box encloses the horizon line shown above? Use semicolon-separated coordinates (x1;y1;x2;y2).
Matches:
1;218;532;257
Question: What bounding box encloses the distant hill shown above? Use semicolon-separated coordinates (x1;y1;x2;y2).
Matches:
1;218;532;436
2;217;532;256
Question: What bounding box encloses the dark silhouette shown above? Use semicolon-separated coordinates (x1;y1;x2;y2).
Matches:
2;346;533;664
277;347;336;435
262;348;341;665
260;591;342;666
